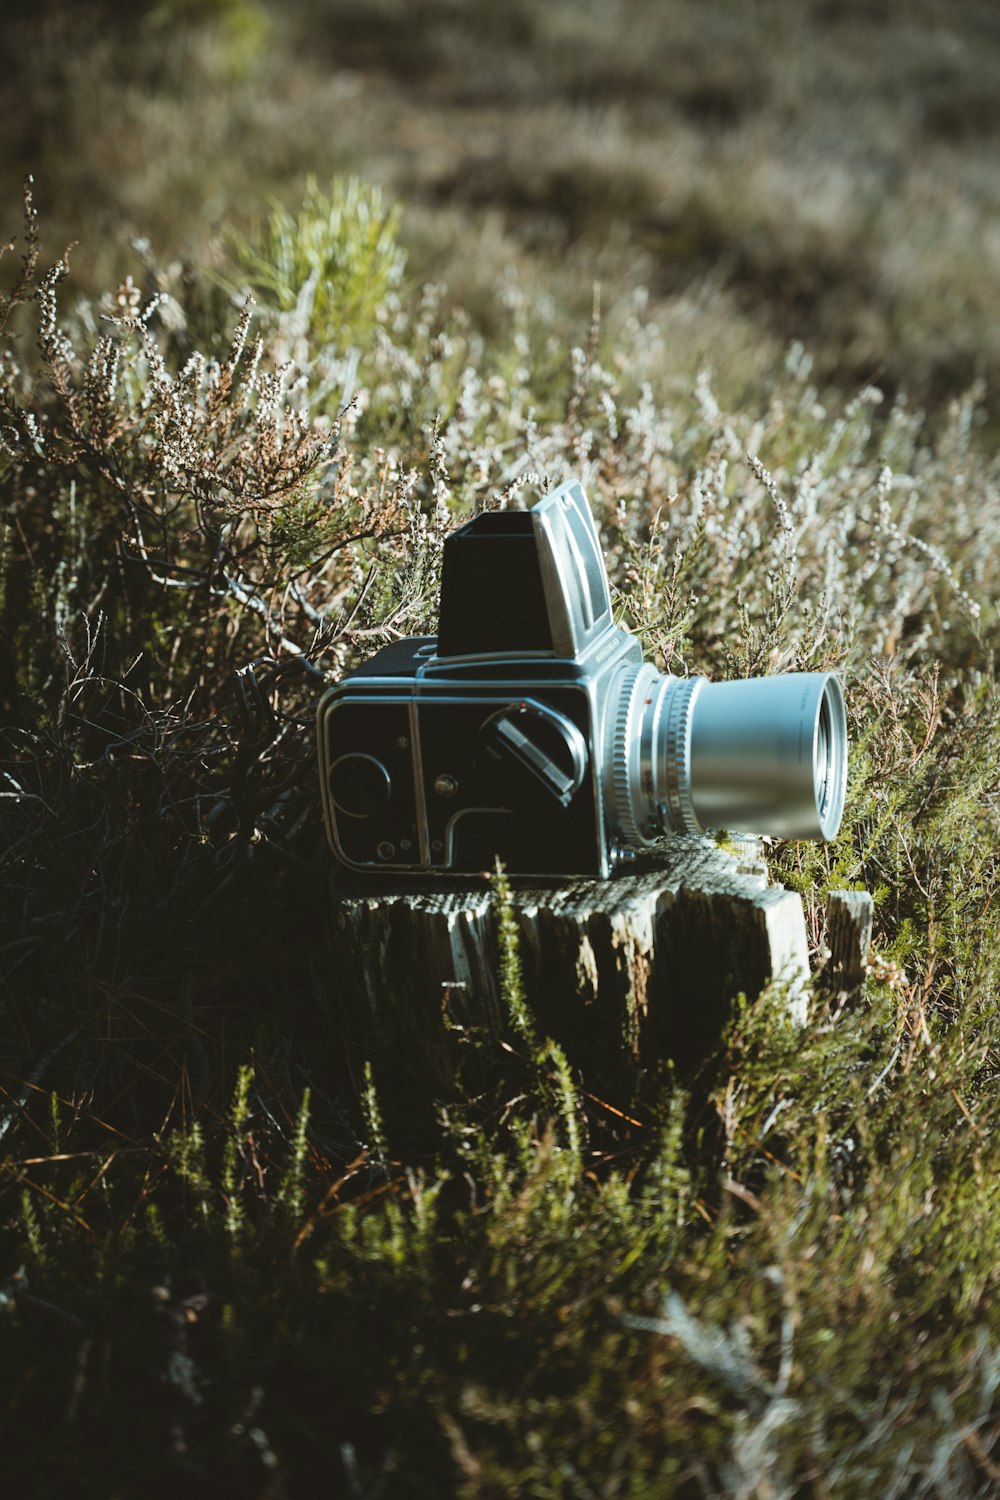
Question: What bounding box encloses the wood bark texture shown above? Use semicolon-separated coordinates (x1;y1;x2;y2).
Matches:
326;835;815;1102
822;889;875;995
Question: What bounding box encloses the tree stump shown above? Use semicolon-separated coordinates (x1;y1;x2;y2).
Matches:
822;889;875;996
326;835;816;1104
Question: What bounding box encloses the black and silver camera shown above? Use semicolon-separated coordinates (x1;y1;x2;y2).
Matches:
317;480;847;878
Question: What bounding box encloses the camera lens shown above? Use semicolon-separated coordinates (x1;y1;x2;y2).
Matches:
815;700;830;814
607;668;847;845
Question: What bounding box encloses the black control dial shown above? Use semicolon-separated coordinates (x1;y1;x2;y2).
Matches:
328;754;392;819
481;701;587;806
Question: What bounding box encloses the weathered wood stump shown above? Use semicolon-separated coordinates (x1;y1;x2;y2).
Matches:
326;836;819;1102
821;889;875;996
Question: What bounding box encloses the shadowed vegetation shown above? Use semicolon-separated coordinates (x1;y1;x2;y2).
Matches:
2;3;1000;1494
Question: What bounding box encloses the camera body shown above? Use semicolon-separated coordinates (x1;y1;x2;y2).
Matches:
317;480;847;878
318;481;634;877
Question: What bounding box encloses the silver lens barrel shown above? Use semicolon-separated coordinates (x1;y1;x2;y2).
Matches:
607;668;847;844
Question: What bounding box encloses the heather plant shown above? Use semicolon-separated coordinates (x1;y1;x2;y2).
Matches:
0;176;999;1498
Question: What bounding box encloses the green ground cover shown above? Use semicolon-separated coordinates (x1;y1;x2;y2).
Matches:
1;3;999;1494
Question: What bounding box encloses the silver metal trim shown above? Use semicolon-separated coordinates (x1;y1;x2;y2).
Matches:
603;668;708;846
408;698;431;866
443;805;514;866
319;685;598;873
327;752;392;820
607;662;645;847
663;676;705;834
482;699;588;806
533;480;614;657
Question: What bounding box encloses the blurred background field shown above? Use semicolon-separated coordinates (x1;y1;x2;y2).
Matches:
3;4;1000;1497
5;0;1000;422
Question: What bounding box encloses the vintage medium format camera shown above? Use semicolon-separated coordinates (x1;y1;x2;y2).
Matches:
317;480;847;878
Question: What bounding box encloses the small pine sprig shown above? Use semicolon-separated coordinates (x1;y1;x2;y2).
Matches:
277;1086;311;1219
221;1062;254;1241
491;857;537;1052
361;1061;389;1179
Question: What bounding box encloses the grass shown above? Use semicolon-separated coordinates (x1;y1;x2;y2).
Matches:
1;3;1000;1494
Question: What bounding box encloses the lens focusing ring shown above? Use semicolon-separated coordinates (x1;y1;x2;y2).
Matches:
662;676;705;835
608;666;706;847
609;663;647;849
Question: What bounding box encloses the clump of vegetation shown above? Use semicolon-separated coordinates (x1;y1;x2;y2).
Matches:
1;147;998;1500
228;175;406;350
